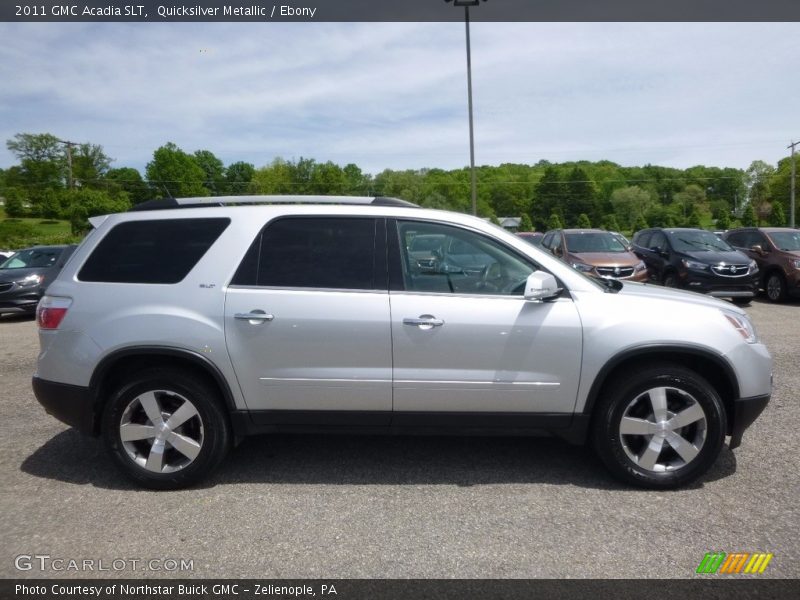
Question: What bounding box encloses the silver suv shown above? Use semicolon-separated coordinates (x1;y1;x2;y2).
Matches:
32;196;772;490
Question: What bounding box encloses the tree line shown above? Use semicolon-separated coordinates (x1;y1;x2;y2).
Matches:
0;132;796;238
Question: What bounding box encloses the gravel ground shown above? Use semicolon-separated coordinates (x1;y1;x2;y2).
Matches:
1;298;798;579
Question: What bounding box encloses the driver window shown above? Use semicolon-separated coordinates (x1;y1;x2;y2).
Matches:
397;221;536;296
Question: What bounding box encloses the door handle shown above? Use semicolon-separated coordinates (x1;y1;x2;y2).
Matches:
403;316;444;329
234;311;274;323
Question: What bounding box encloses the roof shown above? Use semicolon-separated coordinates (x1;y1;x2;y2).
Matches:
129;195;417;212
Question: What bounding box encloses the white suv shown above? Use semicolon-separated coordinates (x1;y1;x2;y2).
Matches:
32;196;772;489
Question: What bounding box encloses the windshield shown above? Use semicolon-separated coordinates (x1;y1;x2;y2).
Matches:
768;231;800;251
670;231;733;253
0;248;61;269
565;232;627;253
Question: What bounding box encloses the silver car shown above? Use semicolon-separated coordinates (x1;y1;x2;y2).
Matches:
32;196;771;489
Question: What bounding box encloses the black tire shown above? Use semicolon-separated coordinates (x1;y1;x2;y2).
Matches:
102;368;231;490
662;271;678;288
592;363;727;489
731;297;751;306
765;271;787;303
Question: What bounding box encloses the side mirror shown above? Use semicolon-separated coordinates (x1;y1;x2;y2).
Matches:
751;244;767;255
524;271;562;302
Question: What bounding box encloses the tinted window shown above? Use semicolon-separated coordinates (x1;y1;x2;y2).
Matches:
233;217;378;290
0;247;63;269
725;232;746;248
565;232;627;253
397;220;535;296
669;230;733;253
649;232;668;252
769;230;800;251
634;231;652;248
78;218;230;284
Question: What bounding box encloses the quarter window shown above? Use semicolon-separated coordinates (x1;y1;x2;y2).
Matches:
78;218;230;284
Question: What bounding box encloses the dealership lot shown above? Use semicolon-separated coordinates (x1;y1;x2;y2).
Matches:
1;299;798;579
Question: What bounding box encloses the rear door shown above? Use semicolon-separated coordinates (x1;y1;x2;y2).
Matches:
224;216;392;424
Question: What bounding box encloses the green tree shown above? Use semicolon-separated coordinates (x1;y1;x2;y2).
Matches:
310;161;347;195
686;206;702;228
224;161;255;195
2;187;27;217
72;143;112;188
251;158;297;194
673;184;707;223
343;163;370;195
105;167;151;204
193;150;226;195
769;201;786;226
145;142;208;198
532;167;564;231
564;167;598;227
716;211;731;230
6;133;66;203
632;214;648;233
742;203;757;227
576;213;591;228
519;213;534;232
601;214;620;231
745;160;775;224
547;212;563;230
610;185;653;230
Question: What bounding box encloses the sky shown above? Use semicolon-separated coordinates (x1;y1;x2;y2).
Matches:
1;22;798;176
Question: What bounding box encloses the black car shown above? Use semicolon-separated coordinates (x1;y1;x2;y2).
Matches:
631;228;758;305
0;245;77;316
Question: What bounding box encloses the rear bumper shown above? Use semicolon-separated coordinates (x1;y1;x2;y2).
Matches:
729;394;770;449
32;376;96;435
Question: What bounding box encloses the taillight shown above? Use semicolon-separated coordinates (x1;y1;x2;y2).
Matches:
37;296;72;330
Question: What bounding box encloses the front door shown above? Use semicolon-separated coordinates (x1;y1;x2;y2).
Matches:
389;219;582;422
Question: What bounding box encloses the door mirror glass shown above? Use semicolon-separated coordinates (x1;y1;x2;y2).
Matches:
524;271;562;301
751;244;766;255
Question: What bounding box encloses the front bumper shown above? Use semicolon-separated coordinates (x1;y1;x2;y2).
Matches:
729;394;770;449
679;269;758;297
0;285;44;313
32;376;96;435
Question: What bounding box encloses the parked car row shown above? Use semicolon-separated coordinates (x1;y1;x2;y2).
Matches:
517;226;800;304
0;245;77;316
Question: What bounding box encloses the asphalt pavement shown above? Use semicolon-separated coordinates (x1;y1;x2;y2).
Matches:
1;298;798;579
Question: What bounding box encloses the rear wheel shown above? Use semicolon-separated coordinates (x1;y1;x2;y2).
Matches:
765;272;787;303
592;364;726;489
102;368;230;489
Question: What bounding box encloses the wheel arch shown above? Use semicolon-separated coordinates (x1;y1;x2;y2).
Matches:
583;345;740;436
88;346;237;435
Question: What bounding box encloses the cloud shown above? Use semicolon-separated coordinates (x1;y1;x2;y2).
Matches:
0;22;797;175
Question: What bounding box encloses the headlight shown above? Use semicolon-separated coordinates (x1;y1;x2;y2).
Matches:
721;309;758;344
793;259;800;270
15;274;43;288
681;259;708;271
571;262;593;273
748;259;759;274
634;261;646;272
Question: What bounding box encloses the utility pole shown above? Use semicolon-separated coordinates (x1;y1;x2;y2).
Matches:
56;139;77;189
789;140;798;228
445;0;486;216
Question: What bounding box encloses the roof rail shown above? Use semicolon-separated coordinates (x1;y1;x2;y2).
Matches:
128;195;418;211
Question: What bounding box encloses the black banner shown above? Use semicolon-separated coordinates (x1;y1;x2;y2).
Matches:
2;0;800;22
3;579;800;600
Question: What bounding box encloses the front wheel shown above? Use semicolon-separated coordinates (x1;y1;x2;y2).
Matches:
592;364;726;489
765;272;787;303
102;368;231;489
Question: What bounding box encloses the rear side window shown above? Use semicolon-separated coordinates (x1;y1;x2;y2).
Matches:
231;217;380;290
78;218;230;284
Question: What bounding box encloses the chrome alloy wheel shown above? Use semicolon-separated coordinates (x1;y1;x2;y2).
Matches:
119;390;204;474
619;386;707;473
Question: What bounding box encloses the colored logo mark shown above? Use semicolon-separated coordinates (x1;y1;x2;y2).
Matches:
696;552;773;574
